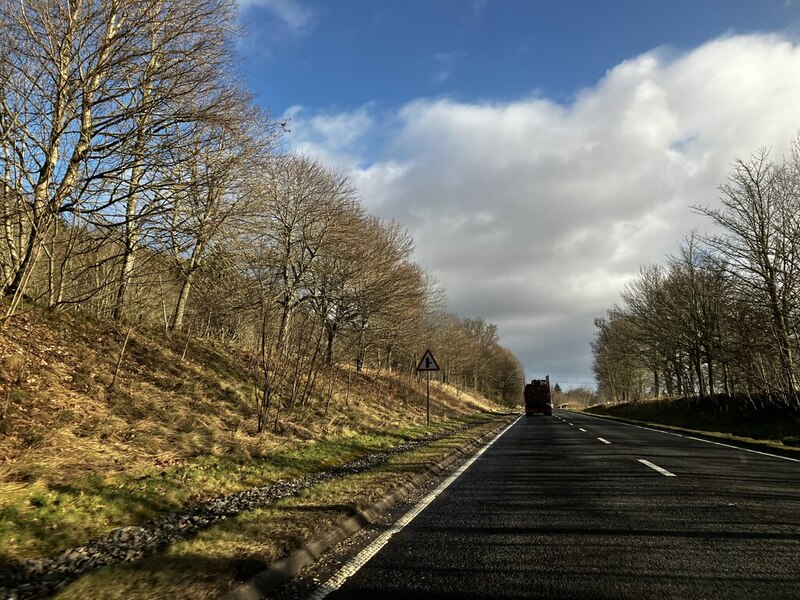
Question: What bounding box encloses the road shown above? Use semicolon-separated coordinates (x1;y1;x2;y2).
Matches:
291;410;800;600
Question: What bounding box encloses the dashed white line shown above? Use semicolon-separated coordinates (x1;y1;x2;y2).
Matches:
597;437;611;444
578;428;587;432
568;422;574;426
638;459;676;477
575;411;800;463
573;411;685;438
307;417;520;600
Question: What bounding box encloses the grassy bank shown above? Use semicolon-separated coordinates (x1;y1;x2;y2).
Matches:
0;308;506;569
52;415;510;599
583;396;800;451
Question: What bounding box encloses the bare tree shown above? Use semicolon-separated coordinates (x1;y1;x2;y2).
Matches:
310;217;422;369
592;313;649;403
697;147;800;401
0;0;241;319
257;155;358;352
163;109;279;332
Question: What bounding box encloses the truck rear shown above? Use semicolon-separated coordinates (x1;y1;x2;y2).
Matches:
524;375;553;416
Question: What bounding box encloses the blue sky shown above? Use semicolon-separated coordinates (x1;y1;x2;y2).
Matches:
240;0;799;114
236;1;800;389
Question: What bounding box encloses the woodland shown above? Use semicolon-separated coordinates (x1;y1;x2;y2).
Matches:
593;140;800;413
0;0;525;435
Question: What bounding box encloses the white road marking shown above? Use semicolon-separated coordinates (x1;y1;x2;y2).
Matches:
683;436;800;463
578;428;587;432
597;437;611;444
573;411;800;463
568;422;574;426
638;459;676;477
572;411;685;438
307;417;521;600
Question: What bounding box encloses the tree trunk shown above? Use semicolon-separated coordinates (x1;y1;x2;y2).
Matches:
653;368;660;398
276;295;293;353
706;351;716;396
171;274;194;332
324;321;337;366
664;367;674;397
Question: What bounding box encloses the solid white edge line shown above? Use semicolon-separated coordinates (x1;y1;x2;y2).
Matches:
573;411;684;438
682;435;800;463
597;437;611;444
638;458;676;477
572;411;800;464
307;416;521;600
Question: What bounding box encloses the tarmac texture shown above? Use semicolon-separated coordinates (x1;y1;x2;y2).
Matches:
293;410;800;600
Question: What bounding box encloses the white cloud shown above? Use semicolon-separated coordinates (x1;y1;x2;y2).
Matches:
433;50;467;83
281;105;378;170
281;33;800;388
239;0;317;35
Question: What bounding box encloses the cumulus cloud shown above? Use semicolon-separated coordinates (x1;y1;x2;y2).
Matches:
281;105;377;168
282;34;800;388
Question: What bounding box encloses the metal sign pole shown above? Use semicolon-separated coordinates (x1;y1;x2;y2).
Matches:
426;370;430;426
416;349;439;427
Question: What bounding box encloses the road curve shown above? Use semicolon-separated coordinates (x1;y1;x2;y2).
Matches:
299;410;800;599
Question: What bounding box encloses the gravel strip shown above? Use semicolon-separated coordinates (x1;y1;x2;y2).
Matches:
0;422;484;600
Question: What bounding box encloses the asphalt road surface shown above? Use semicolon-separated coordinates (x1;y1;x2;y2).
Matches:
295;410;800;600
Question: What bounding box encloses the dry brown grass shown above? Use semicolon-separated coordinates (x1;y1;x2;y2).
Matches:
0;307;509;564
52;417;509;600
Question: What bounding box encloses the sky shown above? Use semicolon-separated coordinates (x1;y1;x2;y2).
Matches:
236;0;800;389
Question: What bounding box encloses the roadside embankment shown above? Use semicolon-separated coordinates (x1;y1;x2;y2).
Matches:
45;414;513;600
582;397;800;455
0;308;514;599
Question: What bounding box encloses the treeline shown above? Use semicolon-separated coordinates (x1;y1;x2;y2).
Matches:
592;138;800;411
0;0;524;426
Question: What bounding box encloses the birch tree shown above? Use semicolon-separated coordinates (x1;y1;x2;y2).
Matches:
0;0;240;318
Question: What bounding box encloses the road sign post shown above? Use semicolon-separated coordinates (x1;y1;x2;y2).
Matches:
416;350;440;426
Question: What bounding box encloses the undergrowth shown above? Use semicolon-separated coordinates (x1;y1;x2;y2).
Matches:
0;308;504;565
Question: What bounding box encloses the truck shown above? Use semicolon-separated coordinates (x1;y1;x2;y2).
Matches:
524;375;552;416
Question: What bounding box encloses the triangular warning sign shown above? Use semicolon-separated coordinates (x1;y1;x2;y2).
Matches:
416;349;440;371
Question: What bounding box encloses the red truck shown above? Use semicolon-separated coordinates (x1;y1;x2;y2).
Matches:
524;376;553;416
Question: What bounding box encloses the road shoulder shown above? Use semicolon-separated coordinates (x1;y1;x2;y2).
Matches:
572;409;800;461
222;415;517;600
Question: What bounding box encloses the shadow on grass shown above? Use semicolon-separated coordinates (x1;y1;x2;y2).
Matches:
0;556;25;588
55;552;268;599
274;503;360;517
586;397;800;458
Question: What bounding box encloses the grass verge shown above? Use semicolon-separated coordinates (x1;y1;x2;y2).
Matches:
0;415;491;565
582;401;800;455
50;414;512;600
